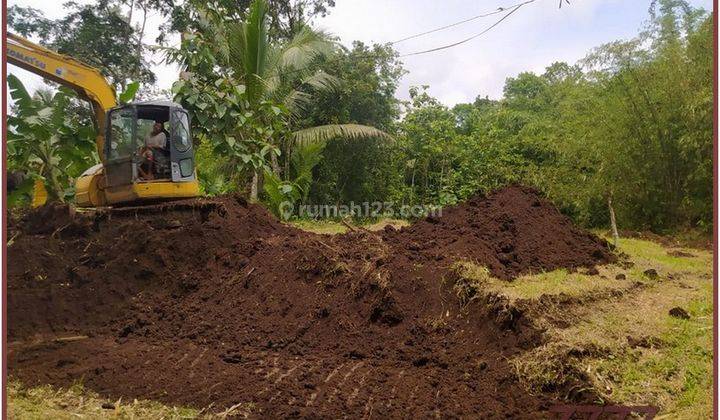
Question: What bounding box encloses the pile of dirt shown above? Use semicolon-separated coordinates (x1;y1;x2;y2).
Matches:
7;186;614;417
384;185;614;279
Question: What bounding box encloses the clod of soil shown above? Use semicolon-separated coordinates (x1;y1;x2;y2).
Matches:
17;202;91;237
669;307;691;319
8;186;615;417
667;249;696;258
585;267;600;276
626;335;665;349
643;268;659;279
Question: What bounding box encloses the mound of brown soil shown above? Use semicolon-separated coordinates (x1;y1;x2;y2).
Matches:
7;186;614;417
384;185;614;279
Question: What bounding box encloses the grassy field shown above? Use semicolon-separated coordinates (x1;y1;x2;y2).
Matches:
8;381;200;419
8;223;713;419
454;236;714;419
7;380;256;419
289;218;408;234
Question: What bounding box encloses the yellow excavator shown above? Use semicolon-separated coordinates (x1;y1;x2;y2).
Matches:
7;32;200;207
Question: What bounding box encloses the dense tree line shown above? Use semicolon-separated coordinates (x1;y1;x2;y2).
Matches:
7;0;712;233
304;0;712;232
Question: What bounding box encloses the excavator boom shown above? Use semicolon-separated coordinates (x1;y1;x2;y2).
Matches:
6;33;117;158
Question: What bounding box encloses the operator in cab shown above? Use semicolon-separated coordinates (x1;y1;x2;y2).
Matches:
146;121;167;149
138;120;169;180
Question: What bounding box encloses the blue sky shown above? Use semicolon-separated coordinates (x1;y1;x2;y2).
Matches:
7;0;714;105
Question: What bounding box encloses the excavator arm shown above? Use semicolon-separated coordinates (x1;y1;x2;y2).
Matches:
6;32;117;158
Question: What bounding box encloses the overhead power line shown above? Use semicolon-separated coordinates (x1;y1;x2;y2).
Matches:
399;2;530;57
260;0;536;81
391;0;535;45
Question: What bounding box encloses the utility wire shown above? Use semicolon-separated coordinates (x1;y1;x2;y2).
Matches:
260;0;535;80
399;3;529;57
391;0;535;45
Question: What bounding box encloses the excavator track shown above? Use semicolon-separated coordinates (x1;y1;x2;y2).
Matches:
82;198;229;223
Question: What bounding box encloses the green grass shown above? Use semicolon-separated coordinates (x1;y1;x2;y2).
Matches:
452;262;636;302
454;238;713;419
589;278;713;420
617;237;711;275
7;380;253;419
501;268;630;301
591;298;713;418
289;218;408;234
8;381;199;419
289;219;348;234
453;235;713;303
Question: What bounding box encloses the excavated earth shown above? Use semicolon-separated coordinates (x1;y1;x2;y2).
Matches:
7;186;615;418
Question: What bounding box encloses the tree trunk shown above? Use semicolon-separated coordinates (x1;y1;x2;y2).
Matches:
283;140;291;181
136;6;147;61
270;151;281;177
127;0;134;26
410;166;416;205
250;171;259;202
284;157;290;181
257;170;264;198
45;167;65;203
607;192;619;247
132;3;148;83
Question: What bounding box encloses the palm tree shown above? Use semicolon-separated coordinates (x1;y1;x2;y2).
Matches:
223;0;391;198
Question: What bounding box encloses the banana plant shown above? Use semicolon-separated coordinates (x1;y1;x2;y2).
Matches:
7;74;96;204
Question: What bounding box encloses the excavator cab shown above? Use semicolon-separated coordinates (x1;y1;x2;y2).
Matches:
105;101;195;186
78;101;200;206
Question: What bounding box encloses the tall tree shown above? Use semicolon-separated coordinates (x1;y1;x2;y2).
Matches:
302;42;405;205
164;0;335;41
169;0;388;200
9;1;156;91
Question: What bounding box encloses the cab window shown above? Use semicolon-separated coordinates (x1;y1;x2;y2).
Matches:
172;111;191;152
108;109;135;159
